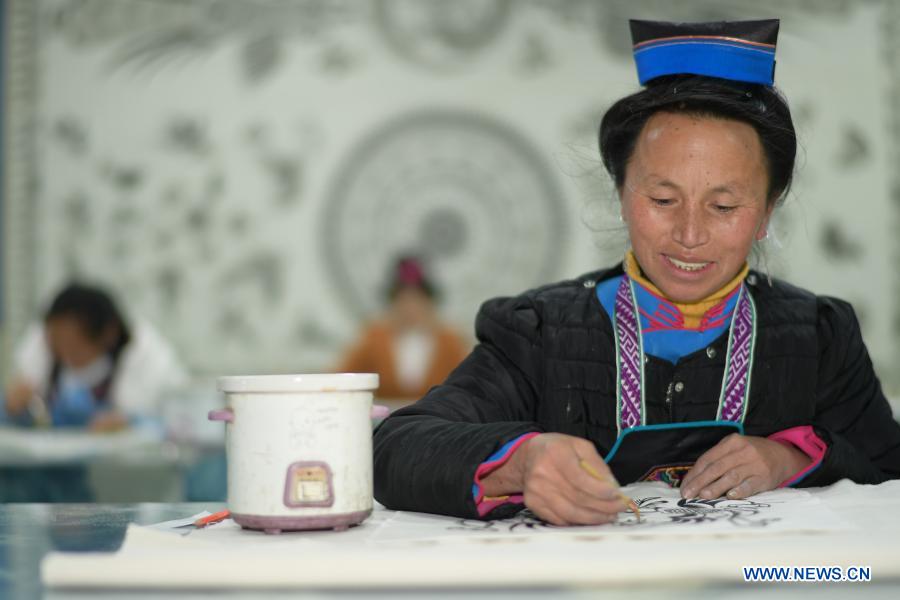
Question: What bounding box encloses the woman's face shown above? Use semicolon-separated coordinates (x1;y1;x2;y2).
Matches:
45;316;111;369
620;112;773;303
390;287;435;329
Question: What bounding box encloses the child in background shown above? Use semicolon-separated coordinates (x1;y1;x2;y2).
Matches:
1;283;187;502
2;283;186;430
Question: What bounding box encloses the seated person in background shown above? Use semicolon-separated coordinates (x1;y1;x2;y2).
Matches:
338;256;469;401
3;282;187;431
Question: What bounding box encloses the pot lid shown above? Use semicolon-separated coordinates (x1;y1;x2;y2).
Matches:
217;373;379;393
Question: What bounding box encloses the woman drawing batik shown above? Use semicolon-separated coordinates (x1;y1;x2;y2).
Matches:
373;19;900;526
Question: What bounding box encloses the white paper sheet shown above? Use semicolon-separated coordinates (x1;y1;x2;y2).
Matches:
367;483;852;544
0;425;164;466
41;480;900;590
144;512;212;535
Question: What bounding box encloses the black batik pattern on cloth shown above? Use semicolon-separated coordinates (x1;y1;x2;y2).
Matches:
616;496;778;528
451;496;779;532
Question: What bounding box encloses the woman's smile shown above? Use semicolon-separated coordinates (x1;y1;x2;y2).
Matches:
663;254;713;274
621;112;772;303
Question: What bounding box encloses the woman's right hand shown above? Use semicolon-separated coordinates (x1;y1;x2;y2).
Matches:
481;433;627;526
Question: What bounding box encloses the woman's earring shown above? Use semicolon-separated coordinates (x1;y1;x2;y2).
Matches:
763;226;782;249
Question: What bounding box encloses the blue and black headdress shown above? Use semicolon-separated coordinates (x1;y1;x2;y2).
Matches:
600;18;795;201
630;19;779;87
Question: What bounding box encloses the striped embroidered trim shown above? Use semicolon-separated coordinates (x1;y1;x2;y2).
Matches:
716;285;756;423
614;276;645;434
634;35;775;50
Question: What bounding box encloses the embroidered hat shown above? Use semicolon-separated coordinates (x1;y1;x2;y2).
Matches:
630;19;779;86
396;257;426;287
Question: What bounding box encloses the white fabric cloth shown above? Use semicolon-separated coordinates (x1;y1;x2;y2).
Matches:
41;480;900;590
13;319;188;418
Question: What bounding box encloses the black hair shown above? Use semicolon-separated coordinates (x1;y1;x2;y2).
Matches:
44;283;132;402
45;283;131;349
598;74;796;206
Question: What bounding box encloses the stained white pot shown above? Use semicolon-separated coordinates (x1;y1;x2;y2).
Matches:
211;373;383;534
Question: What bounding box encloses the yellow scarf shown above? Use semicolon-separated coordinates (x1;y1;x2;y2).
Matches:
624;251;748;330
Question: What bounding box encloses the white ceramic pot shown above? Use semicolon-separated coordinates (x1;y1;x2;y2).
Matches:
211;373;383;534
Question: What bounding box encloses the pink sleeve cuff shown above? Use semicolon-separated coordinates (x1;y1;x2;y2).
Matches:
767;425;827;487
473;432;541;517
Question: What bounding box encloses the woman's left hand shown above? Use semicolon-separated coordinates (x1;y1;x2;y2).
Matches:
680;433;809;500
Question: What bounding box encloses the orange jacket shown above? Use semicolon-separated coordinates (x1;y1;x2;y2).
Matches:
337;321;469;400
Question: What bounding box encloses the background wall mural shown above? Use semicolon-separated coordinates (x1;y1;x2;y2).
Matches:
321;109;568;327
2;0;898;393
